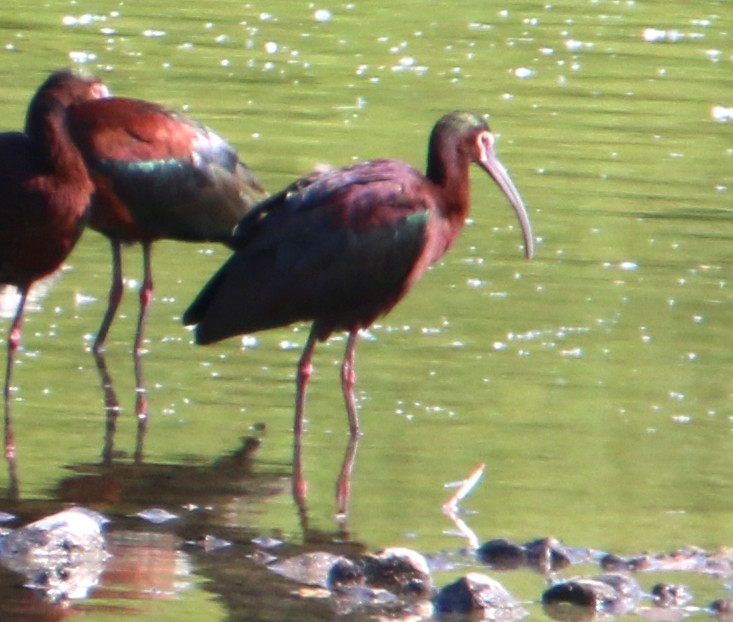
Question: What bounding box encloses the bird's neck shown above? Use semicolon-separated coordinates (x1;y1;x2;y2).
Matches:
26;98;88;178
426;149;472;230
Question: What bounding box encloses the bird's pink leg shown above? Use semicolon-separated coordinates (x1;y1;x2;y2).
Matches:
294;326;318;436
93;240;123;354
92;240;123;462
133;241;153;462
341;331;360;436
4;287;26;499
292;326;318;508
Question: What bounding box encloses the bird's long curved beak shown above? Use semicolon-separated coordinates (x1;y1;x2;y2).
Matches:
480;147;534;260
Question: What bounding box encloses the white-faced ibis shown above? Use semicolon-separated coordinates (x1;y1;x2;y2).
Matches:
183;111;534;509
64;82;267;459
0;70;109;496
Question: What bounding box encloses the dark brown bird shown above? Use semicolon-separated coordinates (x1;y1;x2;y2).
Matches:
0;70;109;494
184;111;534;440
63;86;266;451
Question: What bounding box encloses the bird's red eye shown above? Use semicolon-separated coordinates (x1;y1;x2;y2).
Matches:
476;131;495;160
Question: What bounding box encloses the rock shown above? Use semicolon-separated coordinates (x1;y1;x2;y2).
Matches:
433;572;527;619
651;583;692;608
710;599;733;618
525;537;572;572
361;547;433;597
0;507;109;601
542;573;641;618
477;538;527;570
270;551;342;587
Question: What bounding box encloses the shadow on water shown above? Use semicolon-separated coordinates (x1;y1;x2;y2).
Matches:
0;435;373;621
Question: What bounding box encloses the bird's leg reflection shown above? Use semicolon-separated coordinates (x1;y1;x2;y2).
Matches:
132;242;153;463
292;427;360;529
3;287;26;500
340;331;360;436
292;433;308;528
93;348;121;465
335;435;359;519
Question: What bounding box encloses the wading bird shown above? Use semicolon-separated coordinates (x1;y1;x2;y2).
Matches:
183;111;534;509
65;82;267;459
0;70;109;496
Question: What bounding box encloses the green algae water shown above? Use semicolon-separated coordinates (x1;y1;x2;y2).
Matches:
0;0;732;619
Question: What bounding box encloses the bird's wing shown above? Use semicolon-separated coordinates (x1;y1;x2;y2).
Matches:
67;98;266;242
184;161;433;342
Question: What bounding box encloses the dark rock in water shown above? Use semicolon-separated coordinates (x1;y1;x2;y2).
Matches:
477;538;527;570
600;552;653;572
327;556;364;590
327;547;432;597
361;547;433;597
525;537;572;572
0;507;109;602
651;583;692;608
710;599;733;618
325;547;432;615
478;537;571;573
542;573;642;619
543;579;618;610
270;551;342;587
433;572;527;619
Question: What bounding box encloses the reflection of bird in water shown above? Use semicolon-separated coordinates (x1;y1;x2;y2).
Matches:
0;69;109;498
184;111;534;514
62;80;266;461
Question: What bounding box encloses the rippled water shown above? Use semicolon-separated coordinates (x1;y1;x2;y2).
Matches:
1;0;732;620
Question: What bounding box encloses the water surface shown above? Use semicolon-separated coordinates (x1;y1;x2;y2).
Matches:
0;0;732;619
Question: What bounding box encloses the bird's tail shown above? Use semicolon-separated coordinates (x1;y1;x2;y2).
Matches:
182;264;230;343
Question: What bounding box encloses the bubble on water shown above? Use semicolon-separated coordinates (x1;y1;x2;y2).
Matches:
619;261;638;271
314;8;332;23
63;14;100;26
241;335;259;349
513;67;534;79
69;50;97;63
143;29;166;38
264;41;278;54
705;49;721;62
711;105;733;123
560;348;583;358
493;341;508;351
468;22;492;32
564;39;583;51
643;27;684;43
